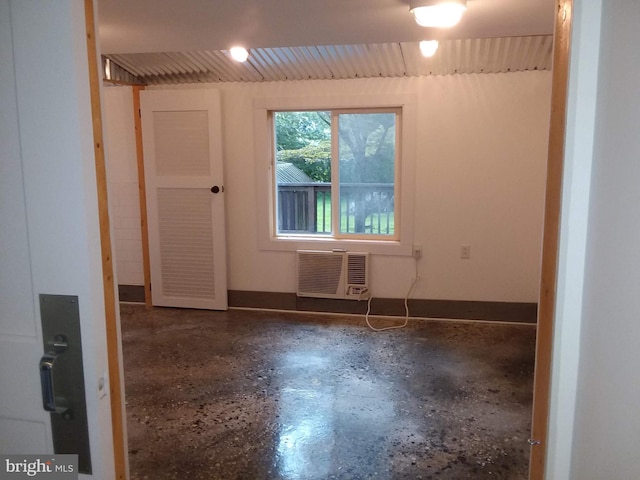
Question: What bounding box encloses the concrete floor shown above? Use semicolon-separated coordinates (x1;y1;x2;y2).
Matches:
120;305;535;480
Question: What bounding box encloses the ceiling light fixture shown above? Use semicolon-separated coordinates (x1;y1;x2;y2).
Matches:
230;46;249;62
410;0;467;28
419;40;439;57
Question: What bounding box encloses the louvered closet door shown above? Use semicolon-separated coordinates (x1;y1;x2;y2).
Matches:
141;89;227;309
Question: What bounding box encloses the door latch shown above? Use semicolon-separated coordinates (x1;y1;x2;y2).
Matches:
39;335;70;417
39;294;92;474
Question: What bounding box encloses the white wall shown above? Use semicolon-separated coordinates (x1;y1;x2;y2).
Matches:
103;87;144;286
544;0;601;477
412;72;550;302
106;71;551;303
568;1;640;478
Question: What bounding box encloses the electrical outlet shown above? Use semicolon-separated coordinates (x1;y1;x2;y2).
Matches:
461;245;471;259
413;244;423;260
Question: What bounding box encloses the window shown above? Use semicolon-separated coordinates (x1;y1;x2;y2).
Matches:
254;93;416;256
273;108;400;240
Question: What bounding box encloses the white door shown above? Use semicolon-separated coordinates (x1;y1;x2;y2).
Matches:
1;1;115;476
141;89;228;310
0;4;50;450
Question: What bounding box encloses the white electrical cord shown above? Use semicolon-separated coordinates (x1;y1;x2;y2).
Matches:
365;257;420;332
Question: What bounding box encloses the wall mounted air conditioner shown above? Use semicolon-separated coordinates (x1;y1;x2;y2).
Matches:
296;250;369;300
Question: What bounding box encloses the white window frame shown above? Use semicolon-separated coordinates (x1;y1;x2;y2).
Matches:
254;94;416;256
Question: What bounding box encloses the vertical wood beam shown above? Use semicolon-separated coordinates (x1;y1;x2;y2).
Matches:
529;1;573;479
84;0;127;478
132;85;152;306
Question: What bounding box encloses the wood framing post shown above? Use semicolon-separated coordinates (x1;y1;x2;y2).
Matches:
132;85;152;306
529;1;573;478
84;0;127;478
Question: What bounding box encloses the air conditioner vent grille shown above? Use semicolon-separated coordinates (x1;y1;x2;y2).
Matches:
297;252;343;296
347;254;367;285
296;250;369;299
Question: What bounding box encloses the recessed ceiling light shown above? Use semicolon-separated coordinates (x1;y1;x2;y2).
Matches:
420;40;439;57
230;46;249;62
410;0;467;28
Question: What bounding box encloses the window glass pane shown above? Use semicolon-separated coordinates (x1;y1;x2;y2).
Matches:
274;111;331;234
338;113;396;235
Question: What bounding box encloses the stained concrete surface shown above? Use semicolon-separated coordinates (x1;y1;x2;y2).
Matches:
120;305;535;479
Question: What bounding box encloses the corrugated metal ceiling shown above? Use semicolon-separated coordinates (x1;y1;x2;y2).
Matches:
104;35;553;85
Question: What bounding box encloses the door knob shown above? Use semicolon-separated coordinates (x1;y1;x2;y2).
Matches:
211;185;223;194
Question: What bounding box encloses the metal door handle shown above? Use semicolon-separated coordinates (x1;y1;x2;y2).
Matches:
39;336;69;415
